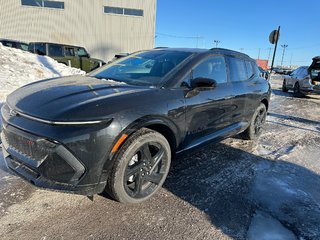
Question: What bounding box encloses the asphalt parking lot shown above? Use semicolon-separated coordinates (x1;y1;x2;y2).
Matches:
0;76;320;240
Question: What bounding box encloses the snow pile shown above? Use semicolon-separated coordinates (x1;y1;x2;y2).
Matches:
0;43;85;101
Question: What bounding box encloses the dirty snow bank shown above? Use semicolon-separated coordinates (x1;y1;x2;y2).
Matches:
0;43;85;101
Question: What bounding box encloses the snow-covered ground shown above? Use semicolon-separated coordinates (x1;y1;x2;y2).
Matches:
0;65;319;239
0;43;85;101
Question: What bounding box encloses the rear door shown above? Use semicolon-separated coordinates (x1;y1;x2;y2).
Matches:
47;44;66;65
226;56;253;124
183;55;237;148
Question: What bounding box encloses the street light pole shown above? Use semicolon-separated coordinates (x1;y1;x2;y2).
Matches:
214;40;220;48
281;44;288;67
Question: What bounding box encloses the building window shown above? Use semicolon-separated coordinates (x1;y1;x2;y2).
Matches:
104;6;144;17
21;0;64;9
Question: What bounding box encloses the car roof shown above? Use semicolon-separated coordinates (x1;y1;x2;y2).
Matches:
0;38;28;44
29;42;84;49
150;47;252;60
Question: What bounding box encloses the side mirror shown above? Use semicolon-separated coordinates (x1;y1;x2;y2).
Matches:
87;53;91;58
191;77;217;88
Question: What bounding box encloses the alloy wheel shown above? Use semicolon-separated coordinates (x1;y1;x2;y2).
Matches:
124;142;168;199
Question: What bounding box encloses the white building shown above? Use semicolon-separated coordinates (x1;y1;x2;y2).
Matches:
0;0;157;61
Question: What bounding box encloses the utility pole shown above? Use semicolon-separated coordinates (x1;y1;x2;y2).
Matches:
290;52;293;67
281;44;288;67
214;40;220;48
257;48;261;59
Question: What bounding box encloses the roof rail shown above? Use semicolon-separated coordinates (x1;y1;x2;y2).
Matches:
210;48;250;58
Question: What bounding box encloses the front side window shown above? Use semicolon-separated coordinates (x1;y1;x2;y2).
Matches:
48;45;63;57
76;48;88;57
291;68;302;77
298;68;308;78
228;57;247;82
92;50;192;86
192;56;227;84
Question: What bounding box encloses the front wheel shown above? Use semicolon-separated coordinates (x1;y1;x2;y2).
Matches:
293;82;304;98
106;128;171;204
242;103;267;140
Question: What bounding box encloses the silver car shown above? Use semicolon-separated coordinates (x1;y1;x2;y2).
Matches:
282;64;320;97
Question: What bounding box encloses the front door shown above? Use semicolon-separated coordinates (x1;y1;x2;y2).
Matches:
183;55;236;148
64;47;80;69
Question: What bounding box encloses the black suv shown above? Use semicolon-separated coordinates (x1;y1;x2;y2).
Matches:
1;48;270;203
0;39;29;51
28;42;105;72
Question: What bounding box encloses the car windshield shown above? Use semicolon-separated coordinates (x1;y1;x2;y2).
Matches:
91;50;193;86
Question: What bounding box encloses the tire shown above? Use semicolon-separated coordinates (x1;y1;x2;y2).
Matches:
293;82;304;98
242;103;267;140
106;128;171;204
282;79;288;92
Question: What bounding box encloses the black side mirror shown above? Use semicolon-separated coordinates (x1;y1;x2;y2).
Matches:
191;77;217;88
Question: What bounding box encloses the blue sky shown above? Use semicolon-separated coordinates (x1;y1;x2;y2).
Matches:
155;0;320;66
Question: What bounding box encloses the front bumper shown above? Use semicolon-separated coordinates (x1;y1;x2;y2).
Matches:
1;125;106;196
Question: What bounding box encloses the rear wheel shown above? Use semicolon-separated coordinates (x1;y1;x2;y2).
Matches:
293;82;304;98
282;79;288;92
242;103;267;140
107;128;171;204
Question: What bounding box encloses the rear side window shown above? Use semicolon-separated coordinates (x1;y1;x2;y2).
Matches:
192;56;227;84
48;44;63;57
252;63;261;76
228;57;247;82
245;61;254;78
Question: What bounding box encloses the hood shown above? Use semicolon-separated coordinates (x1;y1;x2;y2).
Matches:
7;75;152;122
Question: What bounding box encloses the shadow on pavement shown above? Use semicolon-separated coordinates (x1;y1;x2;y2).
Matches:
269;112;320;126
272;89;292;97
164;142;320;239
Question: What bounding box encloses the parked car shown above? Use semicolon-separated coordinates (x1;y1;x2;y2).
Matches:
1;48;271;204
108;53;130;64
282;62;320;97
273;67;291;75
28;42;105;72
0;38;29;51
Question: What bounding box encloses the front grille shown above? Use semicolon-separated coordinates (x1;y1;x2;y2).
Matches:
2;127;57;163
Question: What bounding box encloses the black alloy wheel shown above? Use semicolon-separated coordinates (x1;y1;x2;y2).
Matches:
107;128;171;204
